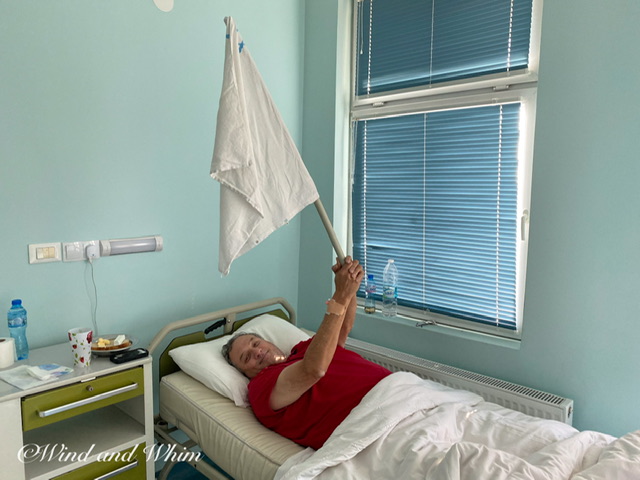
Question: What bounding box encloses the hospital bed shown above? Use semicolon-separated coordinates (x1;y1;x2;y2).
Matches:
149;298;303;480
148;297;640;480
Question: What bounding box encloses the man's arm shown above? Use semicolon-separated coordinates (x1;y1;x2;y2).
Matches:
330;257;359;348
269;257;363;411
337;295;357;348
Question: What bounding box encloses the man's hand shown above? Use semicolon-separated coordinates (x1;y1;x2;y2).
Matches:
332;256;364;303
331;256;361;279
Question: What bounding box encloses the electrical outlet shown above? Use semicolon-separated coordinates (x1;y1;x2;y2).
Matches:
86;244;100;261
62;240;99;262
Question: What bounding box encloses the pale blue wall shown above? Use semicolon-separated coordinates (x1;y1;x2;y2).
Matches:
0;0;305;349
299;0;640;438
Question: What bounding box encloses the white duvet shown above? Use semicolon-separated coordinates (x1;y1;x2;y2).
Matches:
275;372;640;480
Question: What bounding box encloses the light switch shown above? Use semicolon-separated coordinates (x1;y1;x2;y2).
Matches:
37;246;56;259
28;243;62;264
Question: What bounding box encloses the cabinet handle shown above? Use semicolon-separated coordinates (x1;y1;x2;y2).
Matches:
37;383;139;418
93;459;139;480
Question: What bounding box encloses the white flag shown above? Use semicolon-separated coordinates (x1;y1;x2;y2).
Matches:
211;17;319;275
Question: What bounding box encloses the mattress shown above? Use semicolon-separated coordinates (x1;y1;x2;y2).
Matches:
160;371;304;480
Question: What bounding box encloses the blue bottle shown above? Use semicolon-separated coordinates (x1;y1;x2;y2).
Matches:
8;299;29;360
364;274;376;314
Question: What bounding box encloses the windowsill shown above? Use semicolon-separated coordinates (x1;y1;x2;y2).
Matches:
356;308;522;351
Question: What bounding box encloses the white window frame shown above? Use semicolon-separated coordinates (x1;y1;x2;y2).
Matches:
347;0;544;340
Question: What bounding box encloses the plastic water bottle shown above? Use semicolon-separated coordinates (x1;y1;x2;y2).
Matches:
8;299;29;360
382;260;398;317
364;274;376;314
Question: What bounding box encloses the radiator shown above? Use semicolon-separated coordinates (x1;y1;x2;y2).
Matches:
345;337;574;425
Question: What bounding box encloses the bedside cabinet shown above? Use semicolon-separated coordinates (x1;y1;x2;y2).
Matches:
0;343;154;480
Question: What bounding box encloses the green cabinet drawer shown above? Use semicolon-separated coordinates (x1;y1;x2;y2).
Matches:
22;367;144;431
52;443;146;480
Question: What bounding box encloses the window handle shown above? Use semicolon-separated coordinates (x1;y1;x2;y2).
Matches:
521;210;530;241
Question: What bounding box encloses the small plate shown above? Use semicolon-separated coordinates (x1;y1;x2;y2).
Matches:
91;334;137;356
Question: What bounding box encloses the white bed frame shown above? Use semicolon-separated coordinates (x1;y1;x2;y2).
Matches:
148;297;573;479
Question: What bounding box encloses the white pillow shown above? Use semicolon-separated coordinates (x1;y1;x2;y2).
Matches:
168;313;310;407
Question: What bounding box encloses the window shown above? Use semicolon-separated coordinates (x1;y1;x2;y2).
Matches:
350;0;541;338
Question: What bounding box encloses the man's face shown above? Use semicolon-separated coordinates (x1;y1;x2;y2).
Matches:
229;334;287;378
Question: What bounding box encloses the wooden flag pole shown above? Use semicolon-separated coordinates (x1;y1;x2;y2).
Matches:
314;199;346;265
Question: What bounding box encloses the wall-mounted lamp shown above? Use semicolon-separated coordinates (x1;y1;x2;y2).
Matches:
153;0;174;12
99;235;163;257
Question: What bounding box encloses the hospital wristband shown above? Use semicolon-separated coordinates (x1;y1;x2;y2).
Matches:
325;299;346;316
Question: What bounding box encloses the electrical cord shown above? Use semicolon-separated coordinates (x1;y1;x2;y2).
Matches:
87;251;99;337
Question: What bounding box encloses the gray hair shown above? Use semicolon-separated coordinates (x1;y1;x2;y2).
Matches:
221;332;264;368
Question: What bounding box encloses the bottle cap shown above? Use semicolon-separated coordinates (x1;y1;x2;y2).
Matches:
367;274;374;280
11;299;22;306
388;259;394;263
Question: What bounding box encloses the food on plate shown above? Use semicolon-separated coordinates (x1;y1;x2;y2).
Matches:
92;335;131;350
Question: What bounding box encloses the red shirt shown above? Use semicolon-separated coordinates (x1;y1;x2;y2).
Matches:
248;338;392;449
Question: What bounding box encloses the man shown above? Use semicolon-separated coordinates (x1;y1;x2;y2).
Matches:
223;256;392;449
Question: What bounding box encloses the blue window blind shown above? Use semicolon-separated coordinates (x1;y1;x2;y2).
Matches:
356;0;533;96
353;103;520;330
